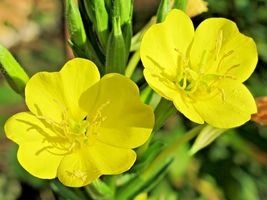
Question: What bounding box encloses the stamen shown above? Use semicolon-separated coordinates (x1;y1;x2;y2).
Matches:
215;30;223;61
216;50;234;72
66;170;88;183
218;88;226;102
198;50;207;73
225;64;240;75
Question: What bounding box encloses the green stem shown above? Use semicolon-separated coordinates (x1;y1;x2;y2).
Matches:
116;125;205;199
50;180;85;200
125;49;140;78
84;178;114;200
144;124;205;176
153;98;177;132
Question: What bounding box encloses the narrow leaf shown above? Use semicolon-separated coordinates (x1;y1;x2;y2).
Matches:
0;45;29;95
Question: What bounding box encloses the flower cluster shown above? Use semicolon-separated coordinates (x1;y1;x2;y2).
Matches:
3;8;258;190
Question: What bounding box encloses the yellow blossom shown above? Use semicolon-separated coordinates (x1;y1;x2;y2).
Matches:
4;58;154;187
140;9;257;128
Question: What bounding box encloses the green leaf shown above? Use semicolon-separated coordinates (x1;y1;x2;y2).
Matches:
115;157;174;200
50;180;85;200
0;45;29;95
190;125;227;155
85;179;114;199
134;141;165;173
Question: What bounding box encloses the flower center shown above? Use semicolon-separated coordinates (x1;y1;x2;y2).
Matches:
174;30;239;102
35;100;110;156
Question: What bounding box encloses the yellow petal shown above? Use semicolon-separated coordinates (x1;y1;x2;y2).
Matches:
190;18;257;82
18;143;63;179
90;141;136;174
80;73;154;149
141;9;194;81
143;68;178;100
193;80;257;128
25;58;100;122
57;149;101;187
173;92;204;124
5;112;65;178
186;0;208;18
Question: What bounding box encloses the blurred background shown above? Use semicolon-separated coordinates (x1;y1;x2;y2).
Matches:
0;0;267;199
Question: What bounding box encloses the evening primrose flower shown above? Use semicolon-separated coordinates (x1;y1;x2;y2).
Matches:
5;58;154;187
140;9;257;128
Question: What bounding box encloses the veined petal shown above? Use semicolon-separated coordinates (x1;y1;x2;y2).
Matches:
57;149;101;187
80;74;154;149
193;80;257;128
5;112;66;178
18;143;63;179
143;68;178;100
173;93;204;124
141;9;194;81
190;18;257;82
90;141;136;174
25;58;100;122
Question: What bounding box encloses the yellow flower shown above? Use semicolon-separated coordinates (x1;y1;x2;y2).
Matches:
5;58;154;187
140;9;257;128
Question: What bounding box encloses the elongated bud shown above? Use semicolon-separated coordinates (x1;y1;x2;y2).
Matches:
94;0;109;50
0;45;29;95
119;0;132;26
83;0;109;51
173;0;188;11
105;1;127;74
66;0;104;74
66;0;87;47
157;0;172;22
82;0;96;24
121;0;133;60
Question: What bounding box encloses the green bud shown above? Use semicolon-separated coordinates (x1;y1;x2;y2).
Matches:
105;16;126;74
66;0;104;74
156;0;172;23
190;125;227;155
119;0;133;25
94;0;109;50
173;0;188;11
66;0;87;47
81;0;96;24
0;45;29;95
